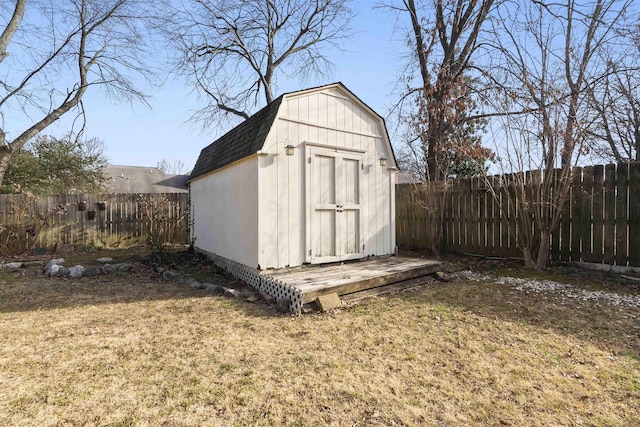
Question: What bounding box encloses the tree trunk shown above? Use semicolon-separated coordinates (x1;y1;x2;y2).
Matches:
426;135;438;182
522;246;535;269
426;110;445;181
521;229;551;270
535;229;551;270
0;149;11;191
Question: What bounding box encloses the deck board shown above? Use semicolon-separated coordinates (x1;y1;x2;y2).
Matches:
262;256;442;304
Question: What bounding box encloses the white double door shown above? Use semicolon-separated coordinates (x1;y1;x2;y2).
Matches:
307;146;364;264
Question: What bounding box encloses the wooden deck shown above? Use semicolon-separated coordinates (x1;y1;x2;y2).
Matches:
262;256;442;304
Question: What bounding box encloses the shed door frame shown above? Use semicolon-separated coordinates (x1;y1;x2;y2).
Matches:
304;143;365;264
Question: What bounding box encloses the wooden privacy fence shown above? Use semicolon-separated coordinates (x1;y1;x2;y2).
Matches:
396;163;640;267
0;193;188;255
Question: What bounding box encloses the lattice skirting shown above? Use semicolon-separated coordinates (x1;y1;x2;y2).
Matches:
259;274;303;315
195;249;303;314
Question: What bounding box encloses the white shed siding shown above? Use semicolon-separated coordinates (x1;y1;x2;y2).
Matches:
191;157;259;268
258;119;306;269
258;88;396;269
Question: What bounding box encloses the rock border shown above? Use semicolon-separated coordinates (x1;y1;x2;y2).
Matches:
1;255;274;307
41;258;135;278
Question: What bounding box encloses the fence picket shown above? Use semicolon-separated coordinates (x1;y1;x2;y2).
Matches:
395;163;640;266
603;164;616;265
581;167;594;262
0;192;188;255
570;168;583;261
550;169;561;261
616;164;629;266
487;176;497;256
628;163;640;266
591;165;604;263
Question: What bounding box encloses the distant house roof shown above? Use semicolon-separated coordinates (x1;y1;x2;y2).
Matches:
190;82;397;181
190;96;284;180
104;165;189;193
396;172;422;184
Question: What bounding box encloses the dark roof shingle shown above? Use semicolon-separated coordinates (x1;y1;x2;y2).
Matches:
190;96;284;180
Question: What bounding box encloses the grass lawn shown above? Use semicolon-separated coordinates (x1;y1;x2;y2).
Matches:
0;251;638;426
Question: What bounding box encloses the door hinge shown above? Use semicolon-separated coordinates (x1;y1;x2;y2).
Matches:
308;157;312;164
362;244;365;250
309;249;312;256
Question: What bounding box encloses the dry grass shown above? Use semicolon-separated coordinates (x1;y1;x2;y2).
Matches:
0;253;638;426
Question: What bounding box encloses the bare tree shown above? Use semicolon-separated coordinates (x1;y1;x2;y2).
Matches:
587;64;640;162
167;0;353;125
387;0;497;182
0;0;153;189
488;0;633;269
158;158;188;174
386;0;497;256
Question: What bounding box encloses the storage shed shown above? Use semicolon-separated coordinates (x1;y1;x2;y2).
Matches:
189;83;398;292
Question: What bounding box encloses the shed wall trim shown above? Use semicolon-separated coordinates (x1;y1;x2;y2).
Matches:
304;140;367;154
187;153;260;184
278;116;382;139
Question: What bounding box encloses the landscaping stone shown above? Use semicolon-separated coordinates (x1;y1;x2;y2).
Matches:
84;266;101;277
189;281;202;289
117;263;133;272
240;289;259;298
246;295;260;303
224;288;240;298
315;293;343;312
204;283;225;294
276;298;291;313
55;267;70;277
154;266;165;274
96;257;113;264
46;264;62;277
69;265;85;278
101;264;116;274
44;258;65;274
22;261;43;269
162;270;181;281
1;262;23;269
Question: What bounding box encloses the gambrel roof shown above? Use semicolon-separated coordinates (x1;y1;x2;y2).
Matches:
190;82;396;181
190;96;284;180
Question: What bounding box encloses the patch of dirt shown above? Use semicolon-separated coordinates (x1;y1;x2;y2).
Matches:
140;249;254;293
